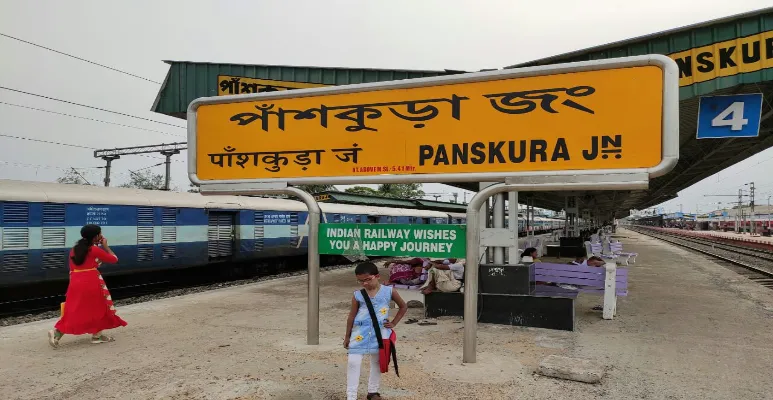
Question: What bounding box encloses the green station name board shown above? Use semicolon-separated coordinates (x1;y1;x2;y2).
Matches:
319;223;466;258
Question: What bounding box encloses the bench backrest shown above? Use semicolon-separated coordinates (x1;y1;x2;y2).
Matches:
533;262;628;296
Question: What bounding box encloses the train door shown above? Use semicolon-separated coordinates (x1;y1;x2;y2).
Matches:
207;212;235;259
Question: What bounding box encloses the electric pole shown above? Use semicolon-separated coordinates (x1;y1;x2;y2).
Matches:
750;182;755;234
735;189;743;233
94;142;187;190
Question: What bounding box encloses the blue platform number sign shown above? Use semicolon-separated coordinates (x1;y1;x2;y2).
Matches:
697;94;763;139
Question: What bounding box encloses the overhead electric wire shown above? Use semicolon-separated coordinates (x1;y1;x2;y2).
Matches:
0;161;135;180
0;32;161;84
0;133;94;149
0;160;102;172
132;162;165;173
0;132;185;163
0;101;183;137
0;86;186;129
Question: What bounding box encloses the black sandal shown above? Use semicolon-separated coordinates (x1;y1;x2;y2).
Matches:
367;393;382;400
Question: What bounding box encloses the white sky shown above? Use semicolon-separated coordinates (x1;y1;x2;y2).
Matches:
1;0;771;211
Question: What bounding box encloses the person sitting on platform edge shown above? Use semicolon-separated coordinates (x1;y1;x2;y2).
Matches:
520;247;541;263
420;259;464;295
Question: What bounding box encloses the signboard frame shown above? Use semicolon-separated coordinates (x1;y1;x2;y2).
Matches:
188;55;679;191
318;223;467;258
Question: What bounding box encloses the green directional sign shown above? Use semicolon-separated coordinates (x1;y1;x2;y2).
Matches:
319;223;466;258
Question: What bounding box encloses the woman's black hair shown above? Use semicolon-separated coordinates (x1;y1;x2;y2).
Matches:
521;247;537;258
71;224;101;266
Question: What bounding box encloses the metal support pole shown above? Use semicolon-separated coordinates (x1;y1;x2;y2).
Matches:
201;185;321;345
479;182;494;264
164;155;172;190
463;177;649;363
508;191;519;264
160;150;181;191
493;193;505;264
737;189;742;233
574;196;581;236
101;156;120;187
750;182;755;234
281;187;322;345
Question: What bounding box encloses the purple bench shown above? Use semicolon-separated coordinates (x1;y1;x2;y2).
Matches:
533;262;628;320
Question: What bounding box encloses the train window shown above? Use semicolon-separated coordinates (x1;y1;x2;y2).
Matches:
137;208;155;259
333;214;341;223
1;253;28;273
2;202;29;224
367;216;380;223
41;252;66;270
2;227;29;250
161;244;177;260
42;204;65;224
162;208;177;225
160;208;178;259
138;207;154;226
42;228;66;248
137;247;154;262
422;218;431;224
161;226;176;246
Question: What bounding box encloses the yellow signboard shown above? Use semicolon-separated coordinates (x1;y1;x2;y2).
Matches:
668;29;773;87
218;75;327;96
193;58;675;184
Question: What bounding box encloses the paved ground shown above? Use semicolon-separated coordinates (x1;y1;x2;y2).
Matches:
2;229;773;399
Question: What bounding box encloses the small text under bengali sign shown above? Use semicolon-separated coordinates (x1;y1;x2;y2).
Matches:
318;223;466;258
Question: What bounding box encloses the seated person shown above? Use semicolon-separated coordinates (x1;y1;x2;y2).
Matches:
387;257;427;285
420;259;464;294
587;256;605;267
569;248;589;266
520;247;541;263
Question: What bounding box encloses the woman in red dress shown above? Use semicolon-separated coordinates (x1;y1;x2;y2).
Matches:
48;224;127;348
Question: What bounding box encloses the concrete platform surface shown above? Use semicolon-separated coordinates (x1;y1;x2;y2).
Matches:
2;229;773;399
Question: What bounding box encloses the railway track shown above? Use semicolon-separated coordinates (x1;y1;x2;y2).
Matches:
630;227;773;289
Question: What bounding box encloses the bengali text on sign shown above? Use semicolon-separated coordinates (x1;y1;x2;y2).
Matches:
194;65;665;181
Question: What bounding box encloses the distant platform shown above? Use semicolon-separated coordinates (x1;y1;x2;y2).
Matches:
662;227;773;245
1;230;773;399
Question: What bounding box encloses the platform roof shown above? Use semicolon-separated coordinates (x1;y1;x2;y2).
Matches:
151;8;773;217
151;61;463;119
504;7;773;215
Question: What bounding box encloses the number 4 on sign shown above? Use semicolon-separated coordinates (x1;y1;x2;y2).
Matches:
712;102;748;131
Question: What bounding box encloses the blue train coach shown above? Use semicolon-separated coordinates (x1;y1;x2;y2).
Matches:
0;180;453;287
